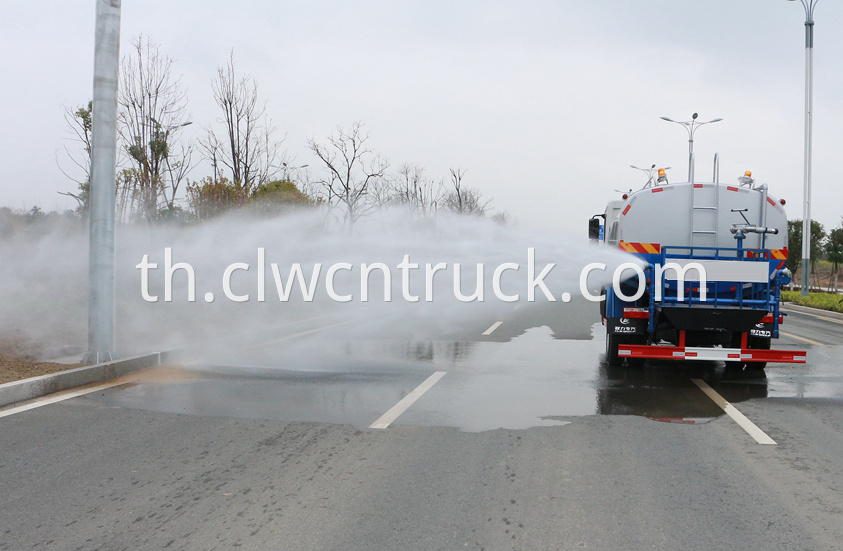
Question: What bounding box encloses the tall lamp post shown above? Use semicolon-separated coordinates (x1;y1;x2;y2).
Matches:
85;0;121;364
788;0;818;297
660;113;723;185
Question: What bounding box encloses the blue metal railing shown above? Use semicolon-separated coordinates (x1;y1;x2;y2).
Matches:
655;245;775;309
641;244;784;337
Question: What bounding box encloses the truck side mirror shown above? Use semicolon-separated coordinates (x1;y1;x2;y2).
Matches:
588;217;601;240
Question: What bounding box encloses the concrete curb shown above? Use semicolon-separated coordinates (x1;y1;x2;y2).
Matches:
0;329;315;410
0;352;162;409
0;313;352;410
781;302;843;321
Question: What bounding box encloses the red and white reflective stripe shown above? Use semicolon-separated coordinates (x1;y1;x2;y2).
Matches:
618;345;807;363
622;308;650;318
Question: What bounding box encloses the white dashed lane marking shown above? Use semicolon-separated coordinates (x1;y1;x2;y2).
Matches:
482;321;503;336
370;371;447;429
692;379;776;445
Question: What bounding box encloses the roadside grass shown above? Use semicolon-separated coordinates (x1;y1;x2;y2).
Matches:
781;290;843;314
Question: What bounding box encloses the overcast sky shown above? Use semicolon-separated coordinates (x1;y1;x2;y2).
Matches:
1;0;841;235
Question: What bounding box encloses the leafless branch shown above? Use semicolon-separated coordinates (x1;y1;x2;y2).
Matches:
201;51;282;193
444;167;490;216
307;123;389;230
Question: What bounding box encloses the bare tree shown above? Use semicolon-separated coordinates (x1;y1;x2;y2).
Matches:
118;36;193;222
307;123;389;229
388;164;444;218
57;101;93;213
444;168;490;216
200;52;282;193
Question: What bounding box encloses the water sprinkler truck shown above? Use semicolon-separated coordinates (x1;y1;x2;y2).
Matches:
589;155;806;371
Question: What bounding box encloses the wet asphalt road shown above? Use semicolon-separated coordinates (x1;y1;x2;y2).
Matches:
1;301;842;550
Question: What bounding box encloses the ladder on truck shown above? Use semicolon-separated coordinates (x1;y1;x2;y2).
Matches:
690;182;719;247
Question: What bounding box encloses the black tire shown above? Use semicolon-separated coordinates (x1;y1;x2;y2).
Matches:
626;356;645;369
725;333;769;372
745;336;770;371
626;353;646;368
625;335;647;368
606;331;622;367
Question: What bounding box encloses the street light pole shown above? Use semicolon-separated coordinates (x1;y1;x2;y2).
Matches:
282;163;308;182
150;118;193;133
789;0;818;297
660;114;723;185
84;0;121;364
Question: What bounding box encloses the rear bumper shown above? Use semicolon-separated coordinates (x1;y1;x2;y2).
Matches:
618;344;806;363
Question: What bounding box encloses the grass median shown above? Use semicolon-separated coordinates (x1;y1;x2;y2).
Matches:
781;290;843;314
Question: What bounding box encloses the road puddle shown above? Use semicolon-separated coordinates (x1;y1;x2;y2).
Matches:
75;322;820;431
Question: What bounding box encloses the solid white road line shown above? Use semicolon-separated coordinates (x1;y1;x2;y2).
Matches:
779;331;827;348
781;306;843;325
482;321;503;336
692;379;777;445
0;379;130;419
370;371;447;429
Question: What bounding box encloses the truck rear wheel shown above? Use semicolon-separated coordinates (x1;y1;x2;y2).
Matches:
725;333;768;372
624;333;648;368
606;333;645;368
725;332;744;371
744;336;770;371
626;359;645;368
605;332;622;367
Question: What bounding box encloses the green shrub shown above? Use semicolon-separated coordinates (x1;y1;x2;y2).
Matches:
781;290;843;313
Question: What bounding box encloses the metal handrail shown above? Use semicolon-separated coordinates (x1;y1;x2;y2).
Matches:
654;245;778;313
